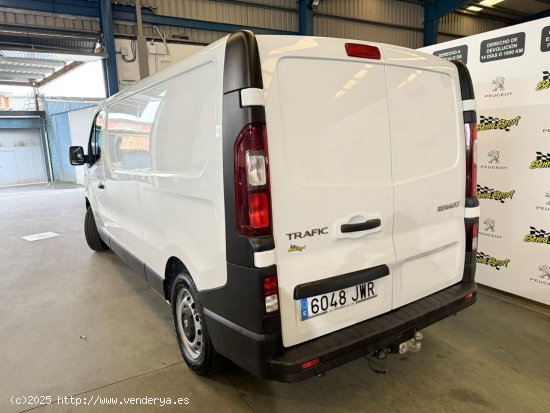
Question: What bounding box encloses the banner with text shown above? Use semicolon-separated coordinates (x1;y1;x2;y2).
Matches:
420;17;550;305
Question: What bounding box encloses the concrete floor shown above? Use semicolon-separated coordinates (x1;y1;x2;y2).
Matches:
1;184;549;413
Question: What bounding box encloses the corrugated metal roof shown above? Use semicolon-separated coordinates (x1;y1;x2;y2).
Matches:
1;50;102;62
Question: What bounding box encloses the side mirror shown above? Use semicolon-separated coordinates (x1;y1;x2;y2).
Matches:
69;146;86;166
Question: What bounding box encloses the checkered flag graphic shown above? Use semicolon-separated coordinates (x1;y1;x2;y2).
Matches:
477;251;504;270
479;115;516;132
479;115;499;125
477;184;492;195
536;152;550;161
529;226;550;237
477;251;490;260
543;71;550;81
477;184;511;203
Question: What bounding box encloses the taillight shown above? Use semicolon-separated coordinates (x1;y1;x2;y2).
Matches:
345;43;381;60
264;275;279;314
465;122;478;197
465;222;478;252
234;124;272;237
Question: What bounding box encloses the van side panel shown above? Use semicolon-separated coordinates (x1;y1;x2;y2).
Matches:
104;97;142;257
383;46;466;308
103;41;228;292
140;62;225;291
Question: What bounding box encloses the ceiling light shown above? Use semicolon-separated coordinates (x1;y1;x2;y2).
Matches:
467;5;483;11
479;0;504;6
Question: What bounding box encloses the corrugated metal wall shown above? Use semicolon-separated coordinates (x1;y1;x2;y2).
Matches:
0;1;507;48
0;128;48;186
439;12;505;37
44;99;101;182
115;0;297;44
314;0;423;48
0;8;99;31
67;107;97;185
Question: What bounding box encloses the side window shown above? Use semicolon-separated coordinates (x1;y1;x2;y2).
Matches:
88;110;105;164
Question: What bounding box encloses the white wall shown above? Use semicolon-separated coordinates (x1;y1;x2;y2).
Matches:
115;38;203;90
40;61;106;99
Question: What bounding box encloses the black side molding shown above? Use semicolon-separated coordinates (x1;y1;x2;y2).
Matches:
222;30;274;267
465;197;479;208
294;265;390;300
223;30;264;94
463;110;477;123
450;60;475;100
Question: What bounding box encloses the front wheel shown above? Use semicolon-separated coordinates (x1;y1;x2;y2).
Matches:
171;272;226;376
84;207;109;251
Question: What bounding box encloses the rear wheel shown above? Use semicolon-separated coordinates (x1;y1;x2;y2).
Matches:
171;272;226;376
84;207;109;251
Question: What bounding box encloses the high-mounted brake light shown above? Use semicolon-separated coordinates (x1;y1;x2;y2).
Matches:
465;122;478;197
234;124;272;237
345;43;381;60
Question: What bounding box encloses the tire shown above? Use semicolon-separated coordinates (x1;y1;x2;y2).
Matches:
171;272;226;376
84;207;109;251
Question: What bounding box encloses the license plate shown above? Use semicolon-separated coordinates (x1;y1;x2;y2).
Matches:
300;281;377;321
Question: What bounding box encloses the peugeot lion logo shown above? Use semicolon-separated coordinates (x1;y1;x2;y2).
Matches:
539;265;550;279
488;150;500;164
492;76;505;91
483;218;496;232
546;191;550;205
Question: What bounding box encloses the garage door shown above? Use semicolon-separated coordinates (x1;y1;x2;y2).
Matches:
0;128;48;186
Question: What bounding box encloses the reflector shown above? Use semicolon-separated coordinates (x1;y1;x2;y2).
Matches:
301;358;320;370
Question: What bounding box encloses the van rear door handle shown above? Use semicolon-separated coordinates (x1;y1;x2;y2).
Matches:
98;182;105;189
341;218;381;233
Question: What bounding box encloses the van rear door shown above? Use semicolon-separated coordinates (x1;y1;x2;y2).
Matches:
383;46;466;308
258;37;396;347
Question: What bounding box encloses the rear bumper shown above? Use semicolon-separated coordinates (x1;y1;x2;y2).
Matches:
204;281;477;382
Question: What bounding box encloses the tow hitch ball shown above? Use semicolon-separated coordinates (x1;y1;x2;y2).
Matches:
399;332;423;354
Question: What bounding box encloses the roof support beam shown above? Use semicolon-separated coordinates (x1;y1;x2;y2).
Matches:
0;116;43;129
516;8;550;23
132;12;296;35
135;0;149;80
33;61;83;87
0;0;296;35
98;0;119;96
298;0;314;35
423;0;470;46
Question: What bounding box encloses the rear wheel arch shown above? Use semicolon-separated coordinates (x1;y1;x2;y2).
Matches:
164;257;191;302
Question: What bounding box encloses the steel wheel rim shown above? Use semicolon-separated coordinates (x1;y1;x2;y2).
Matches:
176;287;203;361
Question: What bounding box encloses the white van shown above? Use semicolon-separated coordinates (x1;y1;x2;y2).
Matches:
70;31;479;382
